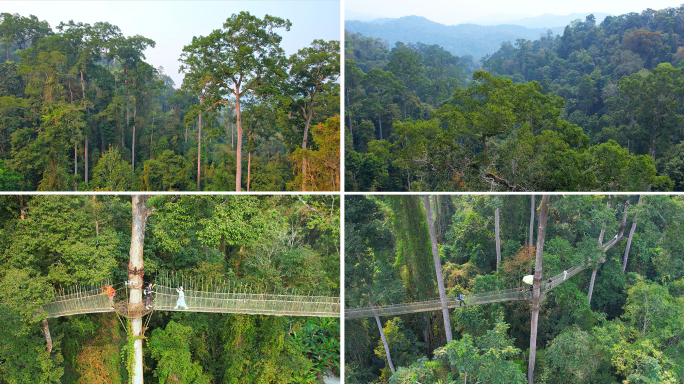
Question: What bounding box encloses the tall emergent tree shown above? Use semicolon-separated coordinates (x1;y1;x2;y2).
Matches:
287;39;340;190
129;195;153;384
179;11;291;191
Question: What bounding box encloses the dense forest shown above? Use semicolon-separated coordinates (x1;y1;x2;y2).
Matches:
0;194;340;383
345;194;684;384
345;6;684;191
0;12;340;192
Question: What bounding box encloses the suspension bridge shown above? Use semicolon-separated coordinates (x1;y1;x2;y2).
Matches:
42;273;340;319
345;264;586;319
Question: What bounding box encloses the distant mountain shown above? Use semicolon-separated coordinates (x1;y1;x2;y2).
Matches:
474;12;612;28
345;10;387;22
345;16;565;60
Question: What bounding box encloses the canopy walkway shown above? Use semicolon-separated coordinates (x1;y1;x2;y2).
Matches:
345;264;585;320
43;274;340;319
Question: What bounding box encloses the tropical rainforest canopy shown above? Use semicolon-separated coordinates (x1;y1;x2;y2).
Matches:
345;5;684;191
345;194;684;383
0;194;340;383
0;12;340;192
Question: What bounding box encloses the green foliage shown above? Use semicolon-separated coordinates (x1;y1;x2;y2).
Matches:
292;317;340;377
149;321;212;384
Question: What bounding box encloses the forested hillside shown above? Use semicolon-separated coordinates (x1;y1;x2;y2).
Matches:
344;6;684;191
481;8;684;190
345;16;565;60
0;12;340;192
345;195;684;384
0;195;340;383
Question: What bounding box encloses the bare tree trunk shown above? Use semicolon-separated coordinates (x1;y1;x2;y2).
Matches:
129;195;153;384
301;109;313;191
74;145;78;176
528;195;549;384
623;195;642;272
372;305;395;373
85;135;88;184
423;195;452;344
42;318;52;353
197;107;202;191
588;199;610;305
434;197;442;243
235;93;243;192
528;195;535;247
132;97;137;172
247;150;252;192
495;203;501;272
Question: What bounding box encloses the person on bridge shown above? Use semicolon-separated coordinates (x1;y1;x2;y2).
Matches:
144;283;155;309
101;284;116;308
458;293;465;306
547;278;553;291
563;270;568;280
529;285;533;298
518;288;523;299
174;286;189;310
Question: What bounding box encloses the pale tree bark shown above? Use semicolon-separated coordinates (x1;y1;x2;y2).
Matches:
528;195;549;384
197;102;202;190
589;199;630;303
85;135;88;184
372;303;395;373
132;97;137;172
129;195;153;384
423;195;453;344
528;195;535;247
623;196;642;272
495;202;501;272
42;318;52;353
235;92;243;192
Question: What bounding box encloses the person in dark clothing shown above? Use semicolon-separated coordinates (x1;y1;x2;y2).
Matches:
518;287;523;299
458;293;465;306
547;278;553;291
529;285;533;298
144;283;155;309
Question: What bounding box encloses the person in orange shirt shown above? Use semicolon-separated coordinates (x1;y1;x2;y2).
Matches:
101;284;116;308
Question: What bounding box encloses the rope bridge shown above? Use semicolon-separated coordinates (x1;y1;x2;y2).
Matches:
42;274;340;319
345;264;585;320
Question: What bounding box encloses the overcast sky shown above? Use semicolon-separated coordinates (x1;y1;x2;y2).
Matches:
346;0;683;25
4;1;340;87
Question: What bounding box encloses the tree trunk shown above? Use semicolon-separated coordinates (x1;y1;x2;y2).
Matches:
74;145;78;176
247;150;252;192
588;200;610;304
301;107;314;192
235;93;243;192
528;195;535;247
197;108;202;191
495;204;501;272
85;135;88;184
528;195;549;384
42;318;52;353
423;195;452;344
623;195;642;272
372;306;395;373
132;97;137;172
434;197;442;243
129;195;153;384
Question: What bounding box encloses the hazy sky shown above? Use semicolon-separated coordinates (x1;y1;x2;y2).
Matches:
4;1;340;87
346;0;683;25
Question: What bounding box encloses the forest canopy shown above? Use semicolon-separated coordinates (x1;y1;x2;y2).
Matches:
345;194;684;384
345;5;684;191
0;194;340;383
0;12;340;192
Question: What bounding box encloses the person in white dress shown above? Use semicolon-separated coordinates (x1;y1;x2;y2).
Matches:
174;286;189;309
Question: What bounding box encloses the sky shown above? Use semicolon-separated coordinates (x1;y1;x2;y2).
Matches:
345;0;684;25
4;1;340;87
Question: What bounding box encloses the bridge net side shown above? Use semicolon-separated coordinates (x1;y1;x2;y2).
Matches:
346;264;586;319
153;285;340;317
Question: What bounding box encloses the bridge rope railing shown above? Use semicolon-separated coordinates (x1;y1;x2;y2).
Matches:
42;276;340;319
345;263;586;320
